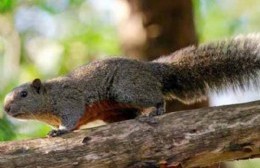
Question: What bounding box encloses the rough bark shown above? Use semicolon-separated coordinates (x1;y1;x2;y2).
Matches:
0;101;259;168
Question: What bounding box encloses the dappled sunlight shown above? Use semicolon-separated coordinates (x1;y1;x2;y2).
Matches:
25;37;64;75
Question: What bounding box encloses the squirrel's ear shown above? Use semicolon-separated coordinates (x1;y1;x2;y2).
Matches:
31;78;42;94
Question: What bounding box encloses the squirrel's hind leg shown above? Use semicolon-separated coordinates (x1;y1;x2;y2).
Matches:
154;101;165;116
137;101;165;124
140;101;165;116
113;81;165;123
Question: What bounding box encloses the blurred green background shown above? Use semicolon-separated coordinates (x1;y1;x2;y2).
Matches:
0;0;259;167
0;0;121;140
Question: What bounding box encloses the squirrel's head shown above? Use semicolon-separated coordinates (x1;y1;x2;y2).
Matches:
4;78;48;119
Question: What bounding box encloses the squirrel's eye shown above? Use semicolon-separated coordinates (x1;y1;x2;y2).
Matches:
20;91;28;98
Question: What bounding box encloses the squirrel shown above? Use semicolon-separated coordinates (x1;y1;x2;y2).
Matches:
3;34;260;137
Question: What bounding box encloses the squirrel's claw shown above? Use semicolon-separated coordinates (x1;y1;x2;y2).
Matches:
48;129;68;137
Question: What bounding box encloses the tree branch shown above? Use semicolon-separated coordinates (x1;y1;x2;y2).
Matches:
0;101;260;168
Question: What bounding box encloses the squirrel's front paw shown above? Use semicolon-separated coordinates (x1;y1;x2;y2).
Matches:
48;129;68;137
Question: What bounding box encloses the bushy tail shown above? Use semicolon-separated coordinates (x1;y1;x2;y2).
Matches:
151;34;260;104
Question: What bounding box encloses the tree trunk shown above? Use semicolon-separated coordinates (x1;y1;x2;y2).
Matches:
118;0;197;60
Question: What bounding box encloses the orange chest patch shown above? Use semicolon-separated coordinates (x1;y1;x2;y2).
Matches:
75;100;139;129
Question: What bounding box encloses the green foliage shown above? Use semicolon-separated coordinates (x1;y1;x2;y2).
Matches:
226;160;260;168
193;0;260;42
0;116;16;141
35;0;85;14
0;0;14;13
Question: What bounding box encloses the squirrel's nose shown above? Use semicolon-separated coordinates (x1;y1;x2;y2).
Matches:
4;104;11;112
4;92;14;112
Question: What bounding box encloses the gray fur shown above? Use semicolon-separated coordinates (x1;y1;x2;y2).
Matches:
3;34;260;136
